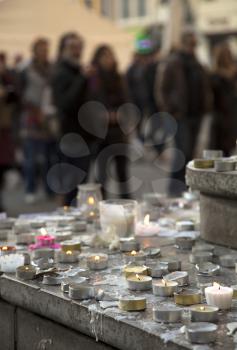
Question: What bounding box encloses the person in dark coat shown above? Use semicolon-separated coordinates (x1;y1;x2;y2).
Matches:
87;45;131;198
157;29;211;196
0;52;17;211
51;32;91;205
210;42;237;156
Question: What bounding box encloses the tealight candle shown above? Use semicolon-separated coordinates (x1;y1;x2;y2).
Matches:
119;237;140;252
152;279;178;297
186;322;217;344
192;244;214;253
56;250;79;263
33;248;54;260
176;220;195;231
153;306;182;323
205;283;233;310
68;283;94;300
142;247;161;258
61;277;87;293
127;274;152;291
193;159;214;169
231;285;237;299
124;250;145;263
118;296;146;311
189;252;213;264
0;245;16;256
61;240;81;253
16;265;36;280
42;273;65;285
87;254;108;270
175;236;195;250
146;262;168;278
136;214;159;237
190;304;219;322
164;271;189;286
159;258;181;272
219;254;237;268
174;289;202;306
72;221;87;232
123;265;148;278
203;149;223;159
54;231;72;243
215;160;236;172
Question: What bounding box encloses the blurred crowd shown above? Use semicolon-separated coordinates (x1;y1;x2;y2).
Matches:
0;28;237;211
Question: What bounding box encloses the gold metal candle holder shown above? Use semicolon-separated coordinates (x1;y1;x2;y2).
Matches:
61;240;81;252
174;289;202;306
193;159;214;169
123;265;148;278
118;296;146;311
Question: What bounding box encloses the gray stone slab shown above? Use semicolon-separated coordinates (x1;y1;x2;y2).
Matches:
17;308;115;350
0;300;15;350
1;237;237;349
186;162;237;198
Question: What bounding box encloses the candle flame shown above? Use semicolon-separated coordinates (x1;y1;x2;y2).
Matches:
88;196;95;205
162;279;167;287
89;211;95;217
63;206;69;211
200;306;205;311
144;214;150;225
136;274;141;280
25;267;29;270
40;228;48;236
94;255;100;261
66;250;72;255
131;250;137;256
213;282;221;290
2;246;8;251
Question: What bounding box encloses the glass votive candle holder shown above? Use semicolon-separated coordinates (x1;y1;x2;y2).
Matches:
100;199;137;237
77;183;102;221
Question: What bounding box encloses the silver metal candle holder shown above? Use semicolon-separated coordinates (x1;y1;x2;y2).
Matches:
119;237;140;252
190;305;219;322
189;252;213;264
68;283;94;300
163;271;189;286
159;258;181;272
42;274;65;285
153;306;182;323
186;322;217;344
219;254;237;268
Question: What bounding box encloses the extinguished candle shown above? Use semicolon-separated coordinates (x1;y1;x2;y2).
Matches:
205;282;233;310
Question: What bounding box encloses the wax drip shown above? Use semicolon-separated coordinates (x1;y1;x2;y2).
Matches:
88;304;103;342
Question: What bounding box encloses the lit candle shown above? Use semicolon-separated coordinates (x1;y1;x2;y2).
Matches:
136;214;159;237
152;279;178;297
123;264;148;278
87;254;108;270
61;240;81;253
56;250;79;263
16;265;36;280
35;228;55;248
124;250;145;263
190;304;219;322
0;245;16;256
127;274;152;291
205;282;233;310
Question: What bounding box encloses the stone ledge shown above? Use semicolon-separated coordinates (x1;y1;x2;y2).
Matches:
186;162;237;198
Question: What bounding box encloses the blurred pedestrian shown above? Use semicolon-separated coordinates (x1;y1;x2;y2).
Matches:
126;32;153;143
210;42;237;156
20;38;54;203
157;29;211;196
0;52;18;211
88;45;131;198
52;32;90;205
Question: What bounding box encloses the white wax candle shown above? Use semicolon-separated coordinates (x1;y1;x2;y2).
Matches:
136;215;159;237
205;283;233;310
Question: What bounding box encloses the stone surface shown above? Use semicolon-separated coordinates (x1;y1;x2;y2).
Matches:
0;300;15;350
17;308;115;350
186;161;237;198
1;236;237;349
200;193;237;248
